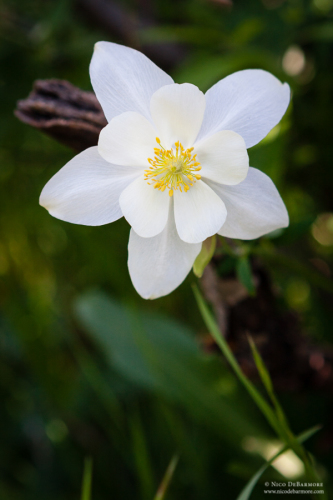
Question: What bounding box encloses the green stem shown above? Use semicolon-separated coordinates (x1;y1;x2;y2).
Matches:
153;455;179;500
81;457;93;500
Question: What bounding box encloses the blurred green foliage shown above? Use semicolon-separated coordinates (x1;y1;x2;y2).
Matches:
1;0;333;498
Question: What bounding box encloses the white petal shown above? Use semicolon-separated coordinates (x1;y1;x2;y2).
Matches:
90;41;174;123
197;70;290;148
174;181;227;244
150;83;206;149
128;216;201;299
39;147;139;226
98;112;157;167
119;176;170;238
195;130;249;185
206;167;289;240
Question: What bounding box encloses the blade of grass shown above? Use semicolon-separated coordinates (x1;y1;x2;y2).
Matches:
81;457;93;500
247;335;290;430
193;285;321;486
247;335;321;483
154;454;179;500
236;425;322;500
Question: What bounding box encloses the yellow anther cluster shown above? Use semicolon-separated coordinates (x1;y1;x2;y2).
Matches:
145;138;201;197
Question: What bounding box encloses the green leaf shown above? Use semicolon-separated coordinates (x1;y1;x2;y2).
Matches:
153;455;179;500
236;256;255;296
236;425;322;500
193;235;216;278
74;291;264;446
81;457;93;500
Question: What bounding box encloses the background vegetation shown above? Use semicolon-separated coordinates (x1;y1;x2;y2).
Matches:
1;0;333;498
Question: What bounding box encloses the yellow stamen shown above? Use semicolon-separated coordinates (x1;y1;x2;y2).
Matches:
144;138;202;195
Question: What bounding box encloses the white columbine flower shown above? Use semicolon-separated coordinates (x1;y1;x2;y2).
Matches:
40;42;290;299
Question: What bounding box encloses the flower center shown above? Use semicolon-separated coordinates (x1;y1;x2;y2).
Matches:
144;138;201;197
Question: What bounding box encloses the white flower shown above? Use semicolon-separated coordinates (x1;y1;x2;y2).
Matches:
40;41;290;299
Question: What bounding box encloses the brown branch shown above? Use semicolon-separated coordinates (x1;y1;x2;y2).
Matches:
15;79;106;152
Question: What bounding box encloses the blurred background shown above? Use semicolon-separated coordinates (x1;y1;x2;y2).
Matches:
1;0;333;498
